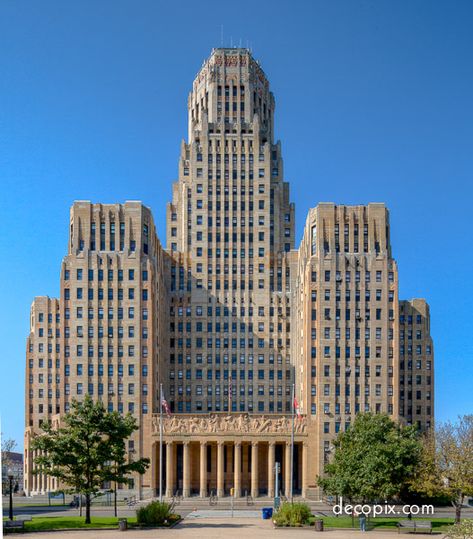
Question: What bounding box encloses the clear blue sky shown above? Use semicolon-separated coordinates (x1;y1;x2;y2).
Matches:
1;0;472;449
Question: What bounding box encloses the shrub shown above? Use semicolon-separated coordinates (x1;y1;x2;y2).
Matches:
273;502;312;527
136;500;173;526
446;519;473;539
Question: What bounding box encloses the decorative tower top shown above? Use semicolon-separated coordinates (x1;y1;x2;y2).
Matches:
188;48;274;143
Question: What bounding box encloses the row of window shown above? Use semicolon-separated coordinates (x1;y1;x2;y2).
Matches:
310;345;394;359
311;270;394;283
169;353;289;365
311;384;394;397
170;211;291;224
170;384;288;397
400;315;425;324
187;231;292;242
193;182;269;193
315;289;392;301
170;322;288;333
313;326;393;339
400;390;432;400
184;168;275;180
64;307;148;320
65;288;148;301
170;337;289;350
169;305;290;317
311;307;394;321
32;381;146;396
63;345;144;358
74;222;149;254
36;312;60;324
67;363;145;376
172;401;289;413
399;375;432;385
402;405;432;415
317;364;389;377
29;358;149;376
169;369;290;381
318;402;394;419
66;325;147;339
400;360;433;370
65;269;147;282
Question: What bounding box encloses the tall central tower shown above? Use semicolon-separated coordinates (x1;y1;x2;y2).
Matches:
165;48;296;414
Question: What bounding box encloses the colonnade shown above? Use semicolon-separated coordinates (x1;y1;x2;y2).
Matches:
159;439;308;498
25;448;59;494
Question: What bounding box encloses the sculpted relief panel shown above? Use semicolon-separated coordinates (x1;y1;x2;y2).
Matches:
152;413;307;437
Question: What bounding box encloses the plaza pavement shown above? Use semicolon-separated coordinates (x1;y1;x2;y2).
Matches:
20;516;448;539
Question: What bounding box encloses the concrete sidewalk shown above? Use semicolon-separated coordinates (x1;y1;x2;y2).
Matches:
23;517;448;539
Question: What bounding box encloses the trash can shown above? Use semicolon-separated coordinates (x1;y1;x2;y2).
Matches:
314;518;324;531
262;507;273;519
118;518;128;531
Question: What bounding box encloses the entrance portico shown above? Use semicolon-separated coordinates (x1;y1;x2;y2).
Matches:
151;413;308;498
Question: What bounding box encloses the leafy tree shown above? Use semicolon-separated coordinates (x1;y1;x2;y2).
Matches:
413;416;473;523
317;413;422;505
31;396;149;524
102;411;149;517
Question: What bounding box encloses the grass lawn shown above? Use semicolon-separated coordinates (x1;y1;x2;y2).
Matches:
307;515;454;531
23;516;138;531
9;514;180;532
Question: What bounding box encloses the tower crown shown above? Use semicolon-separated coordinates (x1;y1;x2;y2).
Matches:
188;48;274;142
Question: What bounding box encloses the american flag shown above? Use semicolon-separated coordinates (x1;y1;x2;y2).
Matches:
161;391;171;416
293;396;302;420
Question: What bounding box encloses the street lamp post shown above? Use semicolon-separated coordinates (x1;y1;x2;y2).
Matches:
8;468;14;520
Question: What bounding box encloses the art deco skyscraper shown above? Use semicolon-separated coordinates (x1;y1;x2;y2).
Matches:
24;48;434;500
165;48;296;415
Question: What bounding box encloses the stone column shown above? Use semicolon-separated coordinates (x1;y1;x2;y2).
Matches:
251;441;259;498
150;442;157;496
165;441;174;497
200;441;207;497
217;441;224;497
183;442;190;497
234;442;241;497
31;451;36;493
267;442;275;498
39;451;44;493
285;441;291;496
302;442;308;499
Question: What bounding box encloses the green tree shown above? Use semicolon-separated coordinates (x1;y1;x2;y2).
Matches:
102;411;149;517
317;413;422;505
31;396;149;524
413;416;473;523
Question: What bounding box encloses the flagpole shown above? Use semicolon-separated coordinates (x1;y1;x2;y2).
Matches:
159;383;163;502
290;383;294;504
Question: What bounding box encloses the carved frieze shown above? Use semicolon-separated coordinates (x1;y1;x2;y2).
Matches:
152;413;307;437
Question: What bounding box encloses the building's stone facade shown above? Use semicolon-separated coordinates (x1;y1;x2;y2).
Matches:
24;48;434;499
398;299;434;430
